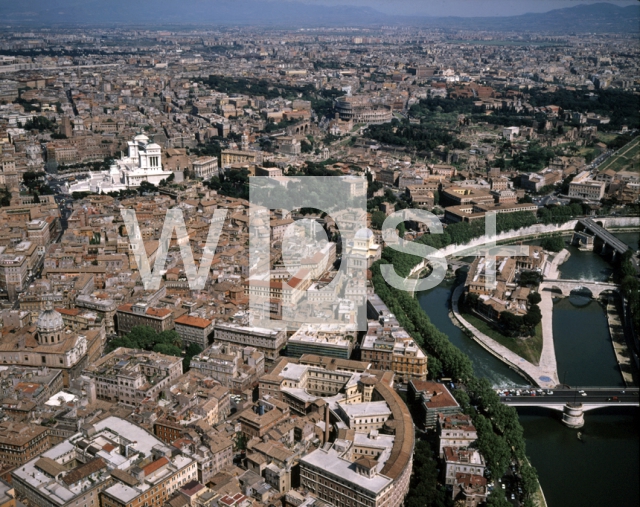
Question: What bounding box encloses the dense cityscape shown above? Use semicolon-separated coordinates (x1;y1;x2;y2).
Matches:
0;2;638;507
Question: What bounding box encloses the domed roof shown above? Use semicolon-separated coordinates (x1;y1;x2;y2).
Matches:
36;303;65;333
355;228;374;239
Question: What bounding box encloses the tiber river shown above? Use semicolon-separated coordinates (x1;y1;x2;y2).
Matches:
416;232;639;507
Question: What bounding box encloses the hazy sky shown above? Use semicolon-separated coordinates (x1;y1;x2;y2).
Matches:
297;0;637;17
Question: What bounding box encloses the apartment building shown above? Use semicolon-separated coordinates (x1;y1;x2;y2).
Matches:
568;171;606;200
443;447;486;486
12;417;196;507
26;219;52;248
191;157;218;180
213;321;286;361
286;324;356;359
116;303;174;335
361;323;428;382
220;149;263;168
173;434;233;485
437;414;478;459
238;398;290;439
0;422;50;468
444;202;537;224
83;348;183;406
189;343;264;392
174;314;214;350
0;366;64;407
75;293;117;335
103;452;196;507
408;380;461;429
0;250;28;300
153;419;185;445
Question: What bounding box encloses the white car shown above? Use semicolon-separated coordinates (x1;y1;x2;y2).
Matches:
579;390;587;397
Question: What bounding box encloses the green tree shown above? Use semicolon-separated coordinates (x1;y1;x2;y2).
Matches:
370;211;387;230
527;292;541;305
540;235;566;252
183;343;203;371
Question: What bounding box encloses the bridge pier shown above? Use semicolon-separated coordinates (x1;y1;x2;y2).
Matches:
562;403;585;428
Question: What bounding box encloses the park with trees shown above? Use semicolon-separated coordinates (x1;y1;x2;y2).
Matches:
106;325;202;371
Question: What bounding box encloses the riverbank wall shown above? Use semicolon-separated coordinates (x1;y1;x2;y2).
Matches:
605;297;637;387
438;216;640;258
450;284;558;388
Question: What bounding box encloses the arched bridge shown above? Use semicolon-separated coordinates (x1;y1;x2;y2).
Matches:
540;279;619;297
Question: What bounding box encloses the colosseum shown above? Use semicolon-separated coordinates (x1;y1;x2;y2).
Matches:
334;95;394;125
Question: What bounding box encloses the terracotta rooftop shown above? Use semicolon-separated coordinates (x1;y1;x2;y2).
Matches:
142;456;169;476
175;314;213;329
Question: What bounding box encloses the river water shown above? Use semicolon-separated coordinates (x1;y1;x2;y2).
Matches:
416;231;639;507
418;277;525;387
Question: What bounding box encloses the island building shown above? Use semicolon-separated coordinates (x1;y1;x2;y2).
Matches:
463;246;545;321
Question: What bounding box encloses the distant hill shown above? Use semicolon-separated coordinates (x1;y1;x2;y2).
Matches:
429;3;640;33
0;1;638;33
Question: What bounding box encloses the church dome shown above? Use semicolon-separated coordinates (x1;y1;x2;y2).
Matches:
36;304;65;334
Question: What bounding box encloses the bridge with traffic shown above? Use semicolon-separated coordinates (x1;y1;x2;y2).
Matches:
573;218;631;260
499;387;639;428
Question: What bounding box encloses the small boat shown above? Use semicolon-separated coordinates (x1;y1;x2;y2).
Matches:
577;432;583;442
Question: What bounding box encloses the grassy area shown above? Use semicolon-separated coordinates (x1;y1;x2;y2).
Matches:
596;132;618;144
598;136;640;173
461;310;543;365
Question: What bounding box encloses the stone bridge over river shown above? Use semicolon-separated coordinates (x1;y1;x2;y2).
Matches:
540;279;620;298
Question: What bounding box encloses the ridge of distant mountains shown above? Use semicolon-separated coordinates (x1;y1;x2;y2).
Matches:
0;1;638;33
